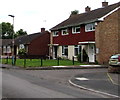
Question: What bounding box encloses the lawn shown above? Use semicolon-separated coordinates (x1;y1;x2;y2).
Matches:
1;58;84;67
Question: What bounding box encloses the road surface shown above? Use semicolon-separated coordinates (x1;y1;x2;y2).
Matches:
2;67;111;99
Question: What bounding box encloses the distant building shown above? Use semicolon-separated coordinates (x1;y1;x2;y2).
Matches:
0;39;12;56
15;28;50;58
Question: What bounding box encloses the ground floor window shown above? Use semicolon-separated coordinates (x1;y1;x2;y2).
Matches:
19;44;25;49
74;45;81;56
3;46;7;53
62;46;68;56
7;46;11;53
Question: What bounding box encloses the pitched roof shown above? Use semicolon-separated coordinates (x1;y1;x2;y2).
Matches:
51;2;120;31
0;39;12;46
15;31;49;45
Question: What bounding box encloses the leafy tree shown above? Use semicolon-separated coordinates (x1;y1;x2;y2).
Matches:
70;10;79;16
15;29;27;38
0;22;27;39
1;22;14;39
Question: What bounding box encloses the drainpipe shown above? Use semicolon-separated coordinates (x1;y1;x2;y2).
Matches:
88;44;90;63
81;45;83;62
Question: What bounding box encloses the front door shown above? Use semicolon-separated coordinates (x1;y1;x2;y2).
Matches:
53;46;58;58
88;44;95;62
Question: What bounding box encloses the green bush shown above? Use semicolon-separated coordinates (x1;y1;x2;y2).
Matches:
18;49;26;56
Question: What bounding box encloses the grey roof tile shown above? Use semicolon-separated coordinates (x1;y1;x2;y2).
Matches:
51;2;120;31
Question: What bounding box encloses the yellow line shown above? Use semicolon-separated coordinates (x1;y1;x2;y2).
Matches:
107;73;118;85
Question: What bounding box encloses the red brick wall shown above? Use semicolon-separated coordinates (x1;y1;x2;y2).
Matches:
28;32;50;56
95;9;120;64
53;25;95;45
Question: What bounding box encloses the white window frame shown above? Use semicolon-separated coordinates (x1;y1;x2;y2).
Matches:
19;44;25;49
72;26;80;34
53;31;59;37
62;29;69;35
3;46;7;53
62;46;68;56
85;23;95;32
74;45;81;56
7;46;11;53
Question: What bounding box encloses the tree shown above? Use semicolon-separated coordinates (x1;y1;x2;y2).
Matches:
70;10;79;16
1;22;14;39
15;29;27;38
0;22;27;39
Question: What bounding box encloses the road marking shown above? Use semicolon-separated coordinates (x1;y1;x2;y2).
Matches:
69;80;120;98
52;66;66;68
107;73;118;85
76;77;89;81
80;65;101;67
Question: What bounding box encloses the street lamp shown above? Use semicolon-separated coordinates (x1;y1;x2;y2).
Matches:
8;14;15;65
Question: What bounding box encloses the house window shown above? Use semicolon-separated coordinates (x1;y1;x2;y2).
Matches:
62;29;69;35
74;45;81;56
53;31;59;36
3;46;7;53
62;46;68;56
72;26;80;34
7;46;11;53
19;44;25;49
85;23;95;32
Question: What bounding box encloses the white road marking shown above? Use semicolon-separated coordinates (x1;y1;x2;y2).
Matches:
52;66;66;68
76;77;89;81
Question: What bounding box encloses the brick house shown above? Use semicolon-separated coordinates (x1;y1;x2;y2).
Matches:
15;28;50;58
95;4;120;64
50;1;120;63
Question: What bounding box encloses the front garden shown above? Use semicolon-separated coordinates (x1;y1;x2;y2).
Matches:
1;58;85;68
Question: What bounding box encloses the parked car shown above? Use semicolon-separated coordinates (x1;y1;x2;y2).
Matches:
109;54;120;66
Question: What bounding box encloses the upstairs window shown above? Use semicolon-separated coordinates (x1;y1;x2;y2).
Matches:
53;31;59;36
62;29;69;35
85;23;95;32
72;26;80;34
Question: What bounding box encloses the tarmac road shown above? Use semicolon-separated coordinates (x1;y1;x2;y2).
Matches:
1;67;112;99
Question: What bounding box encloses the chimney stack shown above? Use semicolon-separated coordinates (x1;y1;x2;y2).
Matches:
102;1;108;7
85;6;91;12
41;28;45;32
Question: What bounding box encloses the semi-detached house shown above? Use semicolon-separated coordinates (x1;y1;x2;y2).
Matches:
15;28;50;58
50;1;120;64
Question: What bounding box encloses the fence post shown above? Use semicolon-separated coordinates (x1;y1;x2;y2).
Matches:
57;57;59;66
14;56;16;65
24;58;26;68
6;56;8;64
12;56;15;65
73;56;74;65
40;58;43;66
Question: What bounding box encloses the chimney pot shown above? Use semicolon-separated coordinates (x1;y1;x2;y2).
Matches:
102;1;108;7
41;28;45;32
85;6;91;12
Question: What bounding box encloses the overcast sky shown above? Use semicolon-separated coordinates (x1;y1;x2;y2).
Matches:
0;0;119;34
